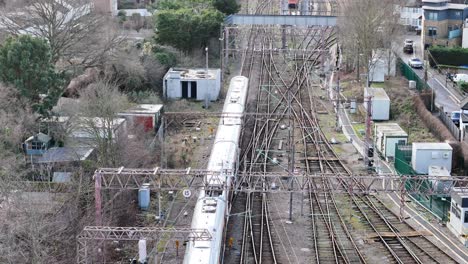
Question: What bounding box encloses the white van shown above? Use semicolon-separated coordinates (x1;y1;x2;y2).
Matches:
453;73;468;83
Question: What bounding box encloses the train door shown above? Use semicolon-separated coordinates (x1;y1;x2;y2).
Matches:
190;81;197;99
181;81;189;98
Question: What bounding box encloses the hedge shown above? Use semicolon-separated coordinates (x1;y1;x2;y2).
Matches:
428;46;468;67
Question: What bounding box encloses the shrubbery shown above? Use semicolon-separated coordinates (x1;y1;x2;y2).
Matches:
428;46;468;67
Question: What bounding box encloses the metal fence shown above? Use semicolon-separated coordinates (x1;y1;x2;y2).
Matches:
398;58;429;91
394;144;450;221
394;144;416;175
437;108;460;141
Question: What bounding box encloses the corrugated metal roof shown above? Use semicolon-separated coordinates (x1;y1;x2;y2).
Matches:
37;147;93;163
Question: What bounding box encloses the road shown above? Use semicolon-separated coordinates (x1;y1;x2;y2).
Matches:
395;34;461;113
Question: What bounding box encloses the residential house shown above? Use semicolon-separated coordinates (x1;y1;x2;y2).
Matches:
398;0;423;30
422;0;468;48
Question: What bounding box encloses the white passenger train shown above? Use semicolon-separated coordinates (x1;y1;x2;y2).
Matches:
183;76;249;264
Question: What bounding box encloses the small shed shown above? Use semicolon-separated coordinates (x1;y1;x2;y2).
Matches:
368;58;386;83
364;87;390;120
118;104;164;133
23;133;52;155
37;147;94;181
374;123;408;160
163;68;221;101
447;188;468;247
411;142;452;174
68;117;127;146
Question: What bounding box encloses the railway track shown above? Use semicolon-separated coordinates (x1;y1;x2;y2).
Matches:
224;1;459;263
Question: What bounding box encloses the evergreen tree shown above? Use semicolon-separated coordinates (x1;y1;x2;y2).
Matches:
0;35;64;114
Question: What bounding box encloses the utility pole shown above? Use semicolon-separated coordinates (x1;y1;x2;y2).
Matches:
336;71;341;130
205;47;209;72
364;96;373;169
356;44;360;81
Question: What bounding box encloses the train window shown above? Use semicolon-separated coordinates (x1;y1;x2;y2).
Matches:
207;190;222;197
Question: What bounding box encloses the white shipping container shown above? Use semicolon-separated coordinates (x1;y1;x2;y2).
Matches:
364;87;390;120
411;143;452;174
374;123;408;159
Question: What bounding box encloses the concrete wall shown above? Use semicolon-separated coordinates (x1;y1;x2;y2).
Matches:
463;27;468;48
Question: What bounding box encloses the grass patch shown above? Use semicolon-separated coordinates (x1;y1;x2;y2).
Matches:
352;123;366;139
371;82;385;88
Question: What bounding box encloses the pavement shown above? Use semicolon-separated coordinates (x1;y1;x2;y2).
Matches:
326;70;468;263
394;33;463;113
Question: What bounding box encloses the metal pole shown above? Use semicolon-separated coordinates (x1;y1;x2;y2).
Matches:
219;24;224;77
288;84;294;221
205;47;209;72
95;173;102;226
356;45;360;81
225;28;229;72
336;73;340;130
364;96;372;168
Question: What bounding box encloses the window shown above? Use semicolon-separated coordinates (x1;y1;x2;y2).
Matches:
412;19;419;26
428;27;437;37
413;8;419;14
452;204;461;219
29;141;44;150
465;211;468;223
428;12;438;20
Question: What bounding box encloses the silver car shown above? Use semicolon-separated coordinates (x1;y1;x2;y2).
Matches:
408;58;423;69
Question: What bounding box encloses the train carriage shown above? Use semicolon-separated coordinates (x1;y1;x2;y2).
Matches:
183;76;249;264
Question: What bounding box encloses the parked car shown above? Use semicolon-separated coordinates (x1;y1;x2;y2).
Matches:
403;39;414;54
451;110;468;126
408;58;423;69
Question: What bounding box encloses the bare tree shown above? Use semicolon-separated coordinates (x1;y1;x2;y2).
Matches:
0;0;122;69
76;80;129;166
338;0;400;82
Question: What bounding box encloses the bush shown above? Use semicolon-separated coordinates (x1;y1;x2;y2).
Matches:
413;94;455;141
428;46;468;67
458;81;468;93
154;51;176;67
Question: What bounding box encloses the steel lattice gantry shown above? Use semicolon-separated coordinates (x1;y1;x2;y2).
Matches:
224;14;337;26
77;226;212;264
94;167;468;195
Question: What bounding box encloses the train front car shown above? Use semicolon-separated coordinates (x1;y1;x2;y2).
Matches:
288;0;298;9
184;76;249;264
